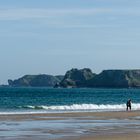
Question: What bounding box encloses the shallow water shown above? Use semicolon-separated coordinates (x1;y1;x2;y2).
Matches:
0;115;140;140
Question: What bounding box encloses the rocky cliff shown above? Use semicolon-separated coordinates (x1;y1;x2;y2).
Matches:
8;74;64;87
59;68;95;88
7;69;140;88
60;69;140;88
89;70;140;88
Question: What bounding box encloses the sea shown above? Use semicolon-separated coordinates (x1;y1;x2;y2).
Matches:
0;87;140;114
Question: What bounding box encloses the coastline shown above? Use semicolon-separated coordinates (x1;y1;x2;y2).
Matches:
0;111;140;140
1;110;140;120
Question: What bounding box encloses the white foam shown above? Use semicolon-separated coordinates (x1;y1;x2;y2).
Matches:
21;103;140;111
0;103;139;115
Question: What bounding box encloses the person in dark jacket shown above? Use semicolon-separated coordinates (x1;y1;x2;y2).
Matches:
126;99;132;111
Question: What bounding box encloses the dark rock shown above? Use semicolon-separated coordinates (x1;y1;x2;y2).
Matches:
7;69;140;88
89;70;140;88
8;74;64;87
60;68;95;88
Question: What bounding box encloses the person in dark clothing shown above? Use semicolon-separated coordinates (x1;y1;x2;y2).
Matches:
126;99;132;111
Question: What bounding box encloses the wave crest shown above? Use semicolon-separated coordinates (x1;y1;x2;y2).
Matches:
19;103;140;111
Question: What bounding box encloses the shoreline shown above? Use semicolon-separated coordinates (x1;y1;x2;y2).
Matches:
0;110;139;118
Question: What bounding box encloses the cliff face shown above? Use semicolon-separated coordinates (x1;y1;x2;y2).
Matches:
60;69;140;88
95;70;140;87
7;69;140;88
89;70;129;88
60;68;95;88
8;74;64;87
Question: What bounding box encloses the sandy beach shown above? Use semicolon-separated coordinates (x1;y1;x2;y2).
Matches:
0;111;140;140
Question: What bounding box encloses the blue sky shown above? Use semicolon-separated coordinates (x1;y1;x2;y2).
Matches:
0;0;140;84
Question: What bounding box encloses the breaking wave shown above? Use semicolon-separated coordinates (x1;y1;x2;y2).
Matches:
19;103;140;111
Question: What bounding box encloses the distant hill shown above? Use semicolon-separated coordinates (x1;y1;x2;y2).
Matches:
60;69;140;88
8;74;64;87
7;69;140;88
88;70;140;88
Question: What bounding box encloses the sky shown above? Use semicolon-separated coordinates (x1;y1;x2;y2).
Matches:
0;0;140;84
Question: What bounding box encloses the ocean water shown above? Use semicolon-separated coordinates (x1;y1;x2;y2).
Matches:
0;87;140;114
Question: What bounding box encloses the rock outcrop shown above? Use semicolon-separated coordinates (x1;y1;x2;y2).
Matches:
89;70;140;88
8;69;140;88
8;74;64;87
59;68;95;88
60;69;140;88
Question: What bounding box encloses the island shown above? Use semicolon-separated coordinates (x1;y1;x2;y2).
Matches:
7;68;140;88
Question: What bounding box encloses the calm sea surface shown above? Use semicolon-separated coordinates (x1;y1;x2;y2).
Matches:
0;87;140;113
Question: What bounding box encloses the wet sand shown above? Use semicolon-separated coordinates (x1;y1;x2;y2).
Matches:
0;111;140;140
73;133;140;140
1;111;140;120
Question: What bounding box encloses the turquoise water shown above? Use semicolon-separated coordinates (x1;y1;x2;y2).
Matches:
0;87;140;113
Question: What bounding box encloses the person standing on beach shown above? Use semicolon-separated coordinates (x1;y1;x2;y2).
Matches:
126;99;132;111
